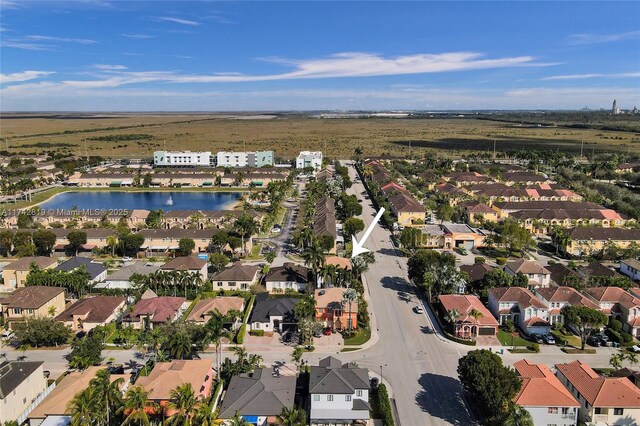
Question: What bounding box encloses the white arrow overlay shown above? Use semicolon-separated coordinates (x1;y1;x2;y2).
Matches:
351;207;385;259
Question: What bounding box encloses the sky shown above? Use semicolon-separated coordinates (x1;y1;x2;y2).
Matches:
0;0;639;111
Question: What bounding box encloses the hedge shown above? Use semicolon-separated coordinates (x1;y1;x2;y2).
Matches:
377;384;395;426
235;324;246;344
249;330;264;337
496;257;507;265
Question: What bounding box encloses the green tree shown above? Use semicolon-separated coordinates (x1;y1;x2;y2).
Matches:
209;253;230;272
32;229;56;256
229;411;252;426
120;386;158;426
178;238;196;256
209;230;229;254
165;383;198;426
457;350;521;425
119;232;145;256
13;230;35;257
67;230;87;256
302;239;326;288
399;227;422;252
67;387;96;426
0;229;13;256
342;288;359;332
561;306;607;351
89;368;125;425
145;209;164;229
234;213;259;256
67;332;105;369
276;407;307;426
12;317;71;347
342;217;365;241
337;193;362;219
503;404;534;426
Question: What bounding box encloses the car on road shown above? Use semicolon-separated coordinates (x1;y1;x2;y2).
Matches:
413;305;424;314
530;333;544;344
542;334;556;344
122;256;132;262
323;327;332;336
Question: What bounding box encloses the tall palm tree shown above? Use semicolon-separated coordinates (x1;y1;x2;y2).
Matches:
341;288;359;332
164;327;193;360
302;239;326;288
234;213;259;256
446;309;459;334
503;404;534;426
192;400;217;426
206;311;229;374
468;308;484;338
90;368;125;425
276;407;307;426
229;411;252;426
165;383;198;426
106;235;118;257
67;388;96;426
120;386;158;426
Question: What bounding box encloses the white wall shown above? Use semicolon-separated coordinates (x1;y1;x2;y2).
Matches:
265;281;307;293
621;263;640;281
522;406;577;426
153;151;212;167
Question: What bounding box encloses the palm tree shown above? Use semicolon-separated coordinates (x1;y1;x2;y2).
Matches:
342;288;359;332
107;235;118;257
164;327;193;360
302;239;326;288
67;388;96;426
165;383;198;426
120;386;158;426
276;407;307;426
206;311;229;374
90;368;125;425
229;411;252;426
234;213;259;256
445;309;459;334
610;353;624;370
468;308;483;338
503;404;534;426
192;400;217;426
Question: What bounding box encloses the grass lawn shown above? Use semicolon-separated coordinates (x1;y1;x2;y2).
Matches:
245;243;263;260
550;329;582;348
343;328;371;346
497;329;531;347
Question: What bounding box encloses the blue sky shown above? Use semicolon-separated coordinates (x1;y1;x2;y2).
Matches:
1;1;639;111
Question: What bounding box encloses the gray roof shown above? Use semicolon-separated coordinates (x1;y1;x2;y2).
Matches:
249;294;297;324
55;258;106;280
105;264;159;281
0;361;43;398
218;368;296;418
623;259;640;270
210;262;259;282
309;356;370;394
264;263;310;283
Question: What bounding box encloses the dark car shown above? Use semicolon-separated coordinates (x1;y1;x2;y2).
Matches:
530;333;544;344
587;335;602;347
323;327;332;336
282;333;292;343
542;334;556;345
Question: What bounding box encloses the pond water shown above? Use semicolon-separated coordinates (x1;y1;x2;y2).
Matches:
38;191;243;211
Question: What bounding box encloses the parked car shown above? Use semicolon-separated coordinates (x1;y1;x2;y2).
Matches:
530;333;544;344
629;345;640;353
587;335;602;347
122;256;132;262
542;334;556;344
413;305;424;314
323;327;332;336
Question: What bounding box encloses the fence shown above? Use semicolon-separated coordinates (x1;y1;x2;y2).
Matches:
16;381;57;425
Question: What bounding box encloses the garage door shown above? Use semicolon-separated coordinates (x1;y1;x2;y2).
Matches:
457;240;474;250
478;327;496;336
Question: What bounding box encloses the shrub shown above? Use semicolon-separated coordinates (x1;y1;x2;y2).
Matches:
609;319;623;332
474;256;485;264
547;259;556;265
496;257;507;265
622;332;633;343
236;324;246;344
249;330;265;337
530;343;540;353
376;384;395;426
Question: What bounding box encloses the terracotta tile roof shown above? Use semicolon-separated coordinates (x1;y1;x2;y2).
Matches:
505;259;550;275
136;359;213;400
584;287;640;309
556;360;640;407
1;286;64;309
523;316;550;327
438;294;498;327
325;256;352;270
314;288;348;309
4;256;56;271
126;297;186;324
55;296;125;323
489;287;546;309
161;256;207;271
185;297;245;322
513;360;579;408
535;287;598;309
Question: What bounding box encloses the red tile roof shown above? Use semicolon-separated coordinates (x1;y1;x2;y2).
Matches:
489;287;546;309
126;297;186;324
438;294;498;327
513;360;579;408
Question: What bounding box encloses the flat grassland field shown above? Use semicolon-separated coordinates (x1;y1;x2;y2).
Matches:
1;113;639;158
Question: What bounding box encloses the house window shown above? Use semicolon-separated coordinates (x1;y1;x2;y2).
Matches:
327;395;333;402
356;390;363;397
12;308;21;315
229;282;236;287
548;407;558;414
217;281;223;287
561;407;569;414
345;395;352;402
28;309;33;314
313;395;320;401
595;408;602;414
614;408;624;415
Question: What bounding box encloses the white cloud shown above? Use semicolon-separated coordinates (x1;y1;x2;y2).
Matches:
25;35;97;44
0;40;55;51
154;16;200;26
566;30;640;45
542;72;640;81
0;70;54;84
93;64;128;70
120;33;156;39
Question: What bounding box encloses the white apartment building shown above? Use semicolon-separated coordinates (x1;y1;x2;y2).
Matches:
296;151;323;171
216;151;274;168
153;151;213;167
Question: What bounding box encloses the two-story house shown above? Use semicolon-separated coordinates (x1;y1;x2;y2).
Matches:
488;287;551;336
249;293;297;333
314;288;358;331
309;356;371;426
535;287;599;326
0;287;66;327
584;287;640;338
504;260;551;290
513;359;579;426
0;361;48;424
556;360;640;424
263;263;310;293
621;259;640;282
122;296;187;330
160;256;208;281
54;257;107;284
209;262;259;291
55;296;126;333
1;257;57;290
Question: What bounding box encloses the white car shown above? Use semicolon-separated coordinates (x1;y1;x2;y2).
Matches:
122;256;132;262
630;345;640;353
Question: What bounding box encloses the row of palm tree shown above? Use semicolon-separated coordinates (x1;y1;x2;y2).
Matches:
143;270;204;298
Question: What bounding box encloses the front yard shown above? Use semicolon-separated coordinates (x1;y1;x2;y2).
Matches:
343;328;371;346
550;328;582;348
497;329;531;347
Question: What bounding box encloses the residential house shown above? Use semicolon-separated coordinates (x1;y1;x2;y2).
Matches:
488;287;551;336
217;367;296;426
460;263;495;290
621;259;640;282
560;228;640;257
314;288;358;331
55;296;126;332
2;257;56;289
95;263;159;290
55;257;107;284
461;201;499;224
136;359;214;415
556;360;640;424
309;356;371;426
1;287;66;326
442;223;486;250
583;287;640;337
160;256;208;281
0;361;47;425
534;287;599;326
185;297;245;324
210;262;259;291
502;171;552;186
546;264;582;287
263;263;310;293
513;359;579;426
388;193;427;227
438;294;499;338
313;197;337;253
577;262;618;280
123;296;188;330
504;260;551;289
249;293;297;332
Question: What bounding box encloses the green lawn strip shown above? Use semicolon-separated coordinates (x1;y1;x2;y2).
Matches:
497;329;531;347
343;328;371;346
341;347;360;352
550;329;582;347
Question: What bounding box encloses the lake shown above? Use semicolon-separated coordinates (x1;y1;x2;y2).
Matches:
39;191;243;211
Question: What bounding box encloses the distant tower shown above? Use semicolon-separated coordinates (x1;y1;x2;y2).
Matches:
612;99;620;115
